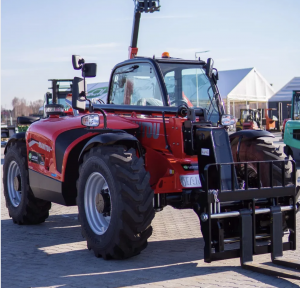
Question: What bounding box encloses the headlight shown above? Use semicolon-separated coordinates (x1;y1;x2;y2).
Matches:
81;114;100;127
221;114;236;126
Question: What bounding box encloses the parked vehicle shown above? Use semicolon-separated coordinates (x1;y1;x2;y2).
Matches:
3;0;299;279
284;90;300;166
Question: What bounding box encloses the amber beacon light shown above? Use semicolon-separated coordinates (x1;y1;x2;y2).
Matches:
162;52;170;58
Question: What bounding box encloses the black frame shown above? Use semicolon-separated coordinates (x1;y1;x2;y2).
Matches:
105;58;213;109
193;159;298;266
48;79;73;104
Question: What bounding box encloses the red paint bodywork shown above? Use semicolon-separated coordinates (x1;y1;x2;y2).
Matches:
27;111;199;194
242;121;259;130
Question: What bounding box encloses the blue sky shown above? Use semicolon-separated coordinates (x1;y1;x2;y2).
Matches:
2;0;300;109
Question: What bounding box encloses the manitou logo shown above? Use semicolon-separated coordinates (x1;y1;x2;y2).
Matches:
28;139;52;152
133;121;160;139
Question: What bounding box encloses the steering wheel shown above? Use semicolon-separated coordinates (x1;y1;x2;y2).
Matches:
171;99;189;107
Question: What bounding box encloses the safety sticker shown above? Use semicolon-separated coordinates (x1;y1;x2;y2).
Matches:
182;164;199;171
28;151;45;166
201;148;210;156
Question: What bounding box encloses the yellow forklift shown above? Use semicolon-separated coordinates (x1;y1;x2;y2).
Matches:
236;109;263;131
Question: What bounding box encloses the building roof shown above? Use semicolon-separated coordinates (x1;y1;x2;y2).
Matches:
218;67;275;102
268;77;300;102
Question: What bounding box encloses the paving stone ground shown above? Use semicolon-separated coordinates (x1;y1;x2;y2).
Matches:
1;135;300;288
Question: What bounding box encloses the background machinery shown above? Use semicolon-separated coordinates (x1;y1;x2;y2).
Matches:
265;108;278;130
282;103;292;139
236;108;263;131
284;90;300;165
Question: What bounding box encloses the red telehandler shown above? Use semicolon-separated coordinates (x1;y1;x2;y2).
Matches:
3;0;300;279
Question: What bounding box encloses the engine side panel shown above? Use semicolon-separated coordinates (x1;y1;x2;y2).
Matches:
26;114;139;204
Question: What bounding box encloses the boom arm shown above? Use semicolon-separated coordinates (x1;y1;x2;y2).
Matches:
128;0;160;59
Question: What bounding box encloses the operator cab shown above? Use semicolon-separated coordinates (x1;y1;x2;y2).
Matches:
107;53;223;125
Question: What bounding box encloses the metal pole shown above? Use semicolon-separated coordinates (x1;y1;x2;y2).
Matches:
196;70;199;107
227;99;230;114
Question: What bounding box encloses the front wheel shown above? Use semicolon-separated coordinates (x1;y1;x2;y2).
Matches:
77;146;154;259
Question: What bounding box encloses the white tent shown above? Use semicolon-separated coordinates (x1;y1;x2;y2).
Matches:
218;68;275;116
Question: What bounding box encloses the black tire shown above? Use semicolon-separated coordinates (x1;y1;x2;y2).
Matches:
77;146;154;259
231;138;292;187
3;141;51;224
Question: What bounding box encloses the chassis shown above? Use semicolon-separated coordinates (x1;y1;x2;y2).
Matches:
3;0;300;279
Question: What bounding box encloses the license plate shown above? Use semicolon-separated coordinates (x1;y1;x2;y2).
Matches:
180;175;202;188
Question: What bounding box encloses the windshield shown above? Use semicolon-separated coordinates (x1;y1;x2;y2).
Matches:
47;97;69;109
158;62;220;124
241;110;251;120
293;92;300;120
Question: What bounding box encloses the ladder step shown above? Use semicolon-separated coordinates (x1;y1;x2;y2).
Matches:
273;257;300;270
242;262;300;280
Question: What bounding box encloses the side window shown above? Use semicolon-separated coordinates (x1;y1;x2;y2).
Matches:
164;71;175;105
110;63;164;106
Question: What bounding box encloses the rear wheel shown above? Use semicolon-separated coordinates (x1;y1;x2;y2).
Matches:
3;142;51;224
77;146;154;259
231;138;292;187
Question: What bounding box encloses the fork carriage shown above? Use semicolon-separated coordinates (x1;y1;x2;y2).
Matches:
192;159;300;279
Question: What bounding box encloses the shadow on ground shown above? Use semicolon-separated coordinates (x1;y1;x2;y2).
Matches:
2;213;299;288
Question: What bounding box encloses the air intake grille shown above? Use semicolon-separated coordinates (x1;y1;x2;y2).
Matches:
293;129;300;140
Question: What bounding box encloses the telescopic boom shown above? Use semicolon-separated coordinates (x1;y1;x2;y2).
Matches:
128;0;160;59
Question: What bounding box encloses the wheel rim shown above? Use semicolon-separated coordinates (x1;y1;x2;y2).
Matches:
7;160;22;207
84;172;112;235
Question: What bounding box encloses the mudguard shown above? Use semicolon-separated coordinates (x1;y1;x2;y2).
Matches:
230;129;275;163
78;132;140;162
4;132;26;154
229;129;275;142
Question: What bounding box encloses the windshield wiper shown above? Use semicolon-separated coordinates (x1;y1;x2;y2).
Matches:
115;65;139;75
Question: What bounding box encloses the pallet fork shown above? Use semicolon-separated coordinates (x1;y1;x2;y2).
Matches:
193;160;300;280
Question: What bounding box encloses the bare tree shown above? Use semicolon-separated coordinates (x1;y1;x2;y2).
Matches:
29;100;44;115
11;97;43;118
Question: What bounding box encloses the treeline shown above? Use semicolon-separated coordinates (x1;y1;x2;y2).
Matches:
1;97;43;124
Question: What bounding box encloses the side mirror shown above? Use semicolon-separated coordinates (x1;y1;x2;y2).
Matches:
72;55;85;70
206;58;214;78
44;92;52;105
72;77;86;110
213;68;219;80
82;63;97;78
